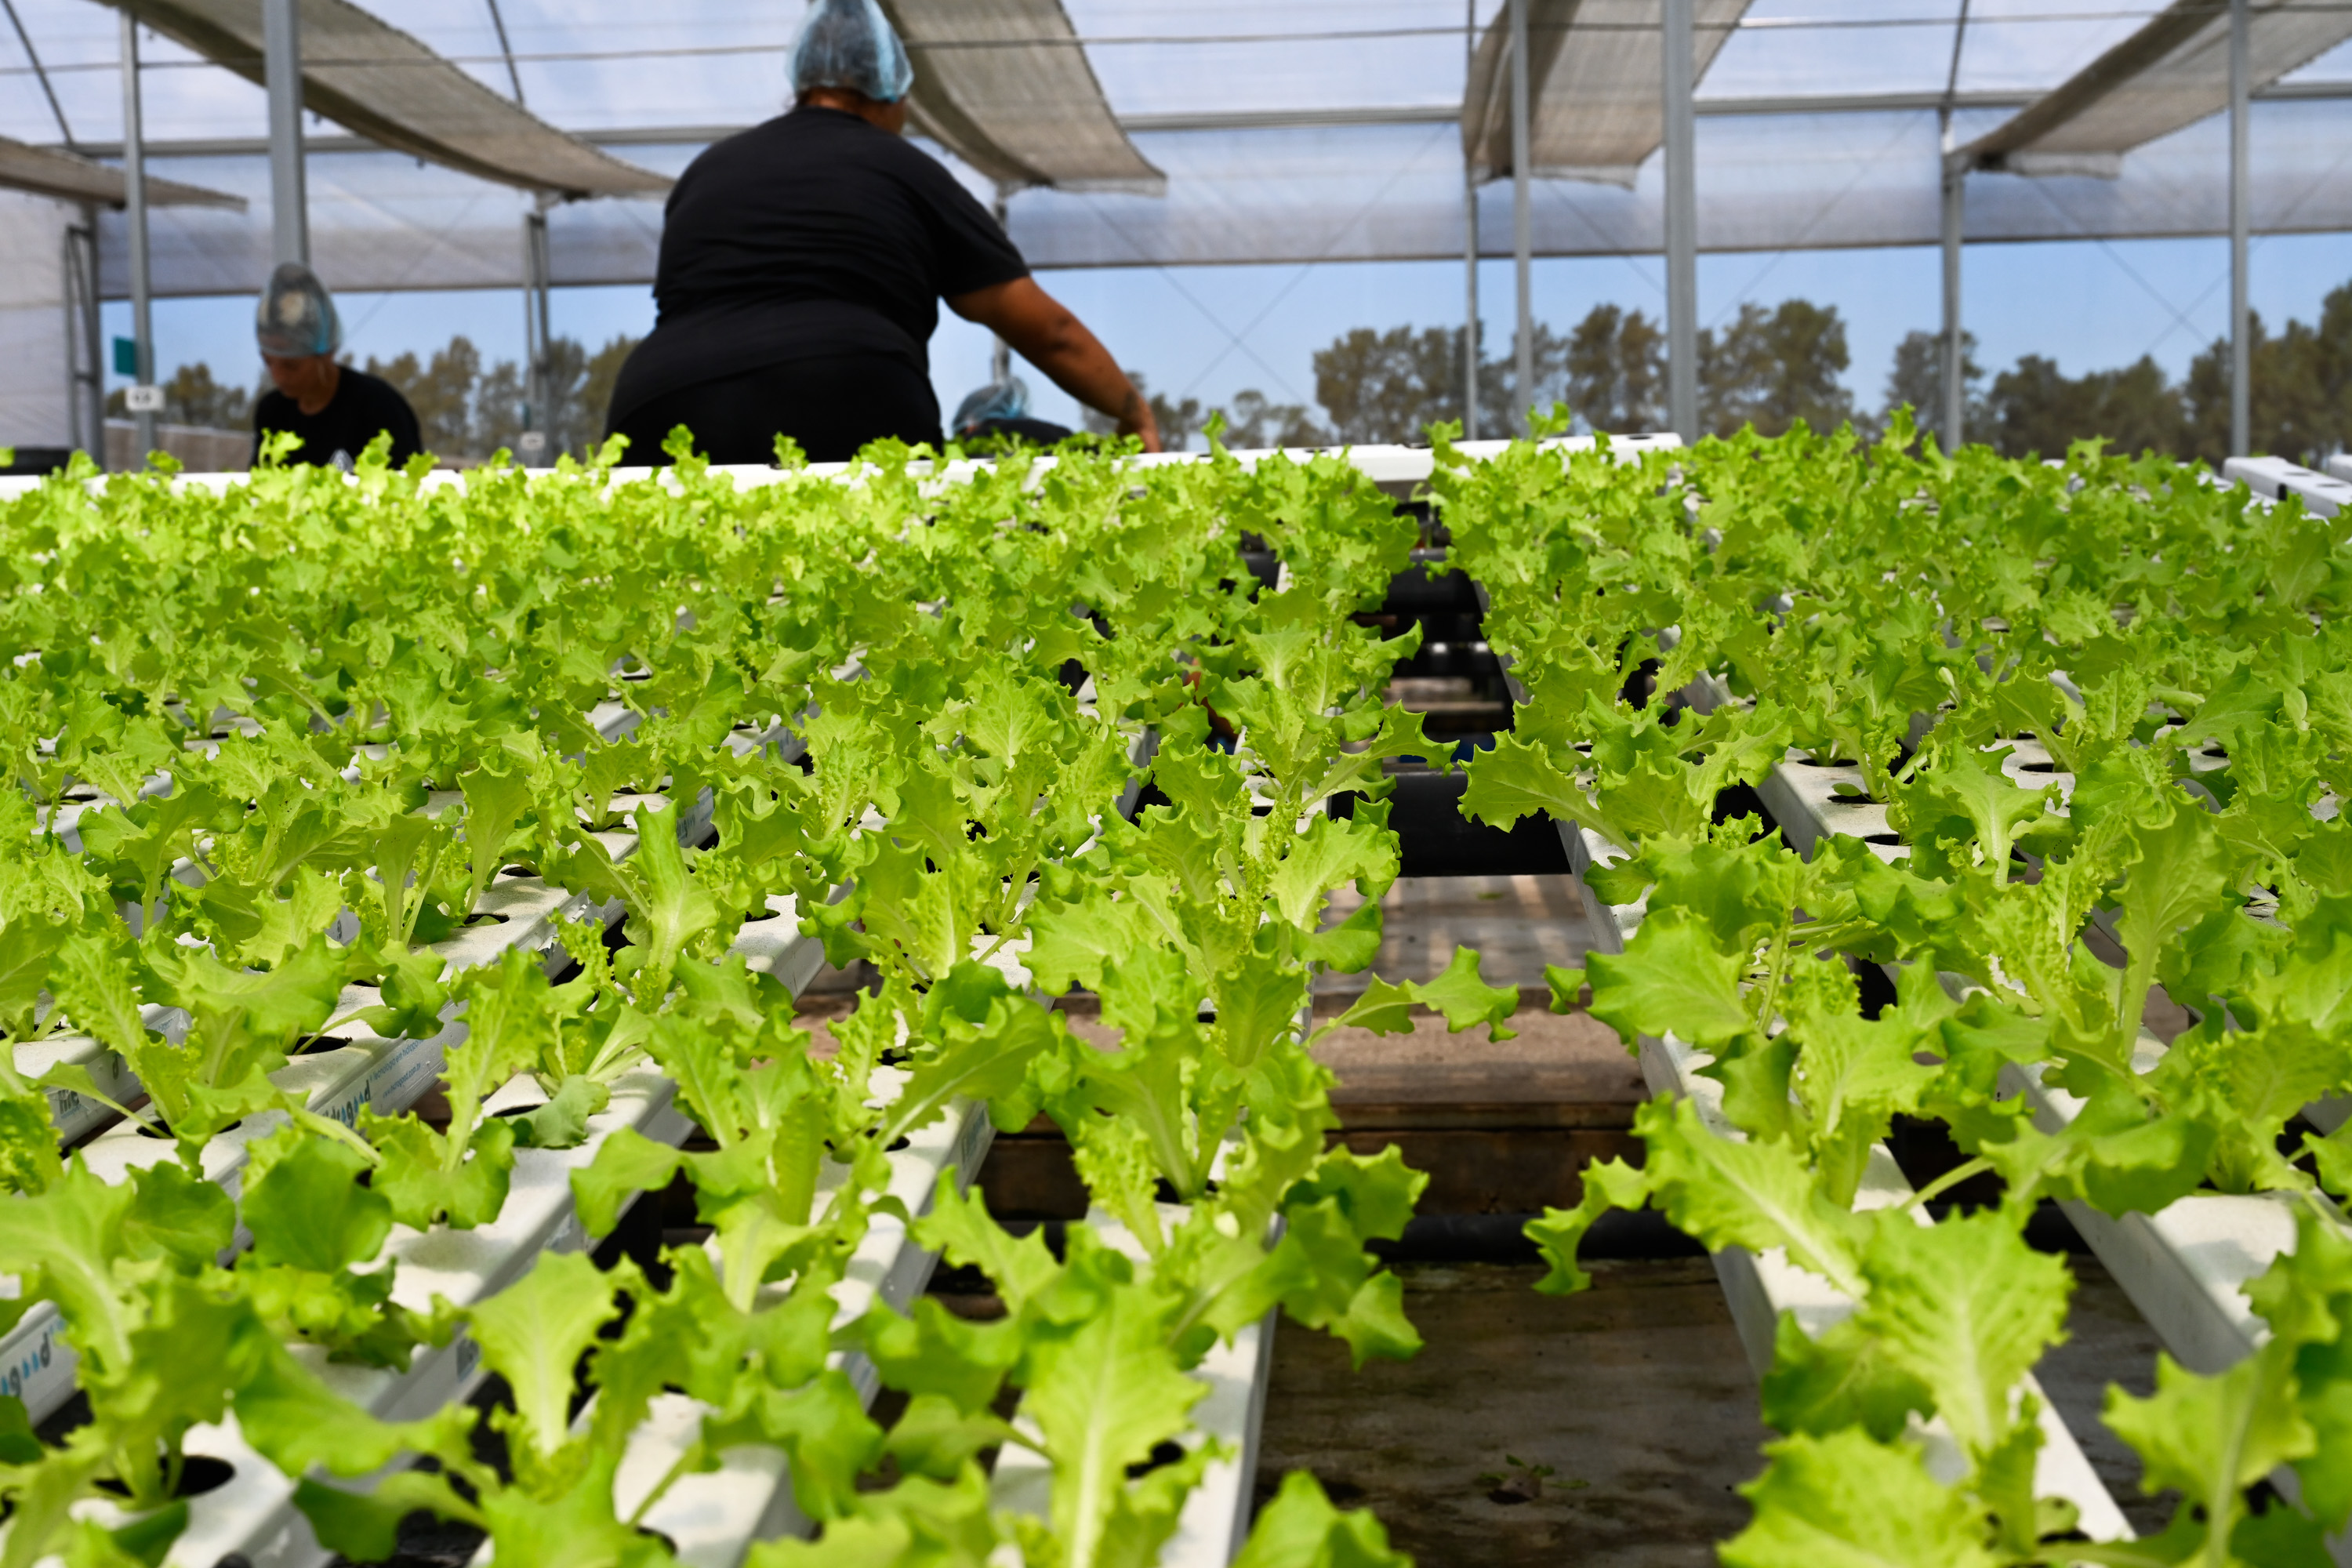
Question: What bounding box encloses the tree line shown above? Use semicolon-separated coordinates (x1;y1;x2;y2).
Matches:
118;276;2350;466
1118;278;2351;464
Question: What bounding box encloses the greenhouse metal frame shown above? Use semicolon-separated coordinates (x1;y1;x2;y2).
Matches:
0;2;2347;462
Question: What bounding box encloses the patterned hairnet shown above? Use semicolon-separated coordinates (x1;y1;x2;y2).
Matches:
951;376;1030;433
254;261;341;358
790;0;914;105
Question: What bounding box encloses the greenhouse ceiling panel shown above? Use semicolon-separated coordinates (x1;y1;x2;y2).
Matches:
0;0;2343;293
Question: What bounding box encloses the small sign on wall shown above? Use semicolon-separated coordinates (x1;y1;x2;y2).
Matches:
124;385;164;413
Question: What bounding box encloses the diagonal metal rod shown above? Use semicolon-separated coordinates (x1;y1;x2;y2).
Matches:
482;0;525;105
2;0;73;146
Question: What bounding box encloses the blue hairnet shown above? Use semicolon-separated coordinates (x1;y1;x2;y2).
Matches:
254;261;340;358
952;376;1030;433
791;0;914;104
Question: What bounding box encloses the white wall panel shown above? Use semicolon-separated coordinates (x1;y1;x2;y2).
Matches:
0;190;74;449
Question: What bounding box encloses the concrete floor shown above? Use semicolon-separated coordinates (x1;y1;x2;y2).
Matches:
794;871;2186;1559
2031;1254;2172;1537
1254;1259;1771;1566
1250;1253;2176;1564
1316;873;1597;998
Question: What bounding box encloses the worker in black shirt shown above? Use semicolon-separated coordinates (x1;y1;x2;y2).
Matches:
251;263;423;470
606;0;1159;464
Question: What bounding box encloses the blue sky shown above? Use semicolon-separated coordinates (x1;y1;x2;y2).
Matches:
107;230;2351;444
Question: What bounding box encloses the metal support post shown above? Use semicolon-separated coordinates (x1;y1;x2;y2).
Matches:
63;209;103;463
1936;4;1972;452
1462;0;1479;441
1940;129;1965;450
121;11;156;463
2228;0;2250;457
1508;0;1534;437
264;0;307;266
1463;165;1481;441
1663;0;1698;441
990;190;1012;383
521;201;553;463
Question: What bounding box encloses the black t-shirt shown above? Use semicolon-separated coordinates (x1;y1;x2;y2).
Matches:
252;368;423;469
608;107;1029;423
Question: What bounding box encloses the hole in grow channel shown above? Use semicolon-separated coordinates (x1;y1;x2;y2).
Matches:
463;912;511;927
1126;1440;1187;1479
294;1035;353;1056
739;907;784;923
95;1456;234;1501
1798;757;1860;768
2020;762;2061;774
1865;833;1905;847
499;864;537;878
1151;1178;1219;1205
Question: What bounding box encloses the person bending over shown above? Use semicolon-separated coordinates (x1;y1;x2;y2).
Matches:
604;0;1157;463
251;262;421;470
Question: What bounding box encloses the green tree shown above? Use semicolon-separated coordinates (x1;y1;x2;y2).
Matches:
362;333;629;462
1983;354;2186;460
2182;292;2352;464
1468;323;1577;438
1565;305;1666;434
1701;299;1855;437
579;335;640;452
1882;328;1984;450
1210;390;1330;449
1313;325;1469;444
1149;386;1206;452
103;362;255;429
474;358;529;458
1081;370;1210;451
368;338;482;461
165;363;252;429
1294;321;1574;444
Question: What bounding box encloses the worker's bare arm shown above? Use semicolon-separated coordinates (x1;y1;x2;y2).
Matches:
946;277;1163;452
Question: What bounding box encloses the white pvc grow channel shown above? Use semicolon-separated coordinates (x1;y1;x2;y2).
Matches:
1482;572;2140;1542
1645;647;2352;1562
2;693;793;1426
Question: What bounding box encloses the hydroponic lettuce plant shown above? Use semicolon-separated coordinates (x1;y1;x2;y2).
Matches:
0;433;1457;1568
1445;411;2352;1562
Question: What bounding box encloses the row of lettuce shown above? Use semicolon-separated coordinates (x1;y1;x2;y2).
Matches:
1450;413;2352;1565
0;441;1489;1568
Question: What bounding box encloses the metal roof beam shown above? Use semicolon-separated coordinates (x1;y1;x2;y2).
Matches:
53;76;2352;165
96;0;667;198
1462;0;1755;186
2;0;74;147
481;0;522;105
0;132;245;208
1962;0;2352;173
878;0;1163;194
